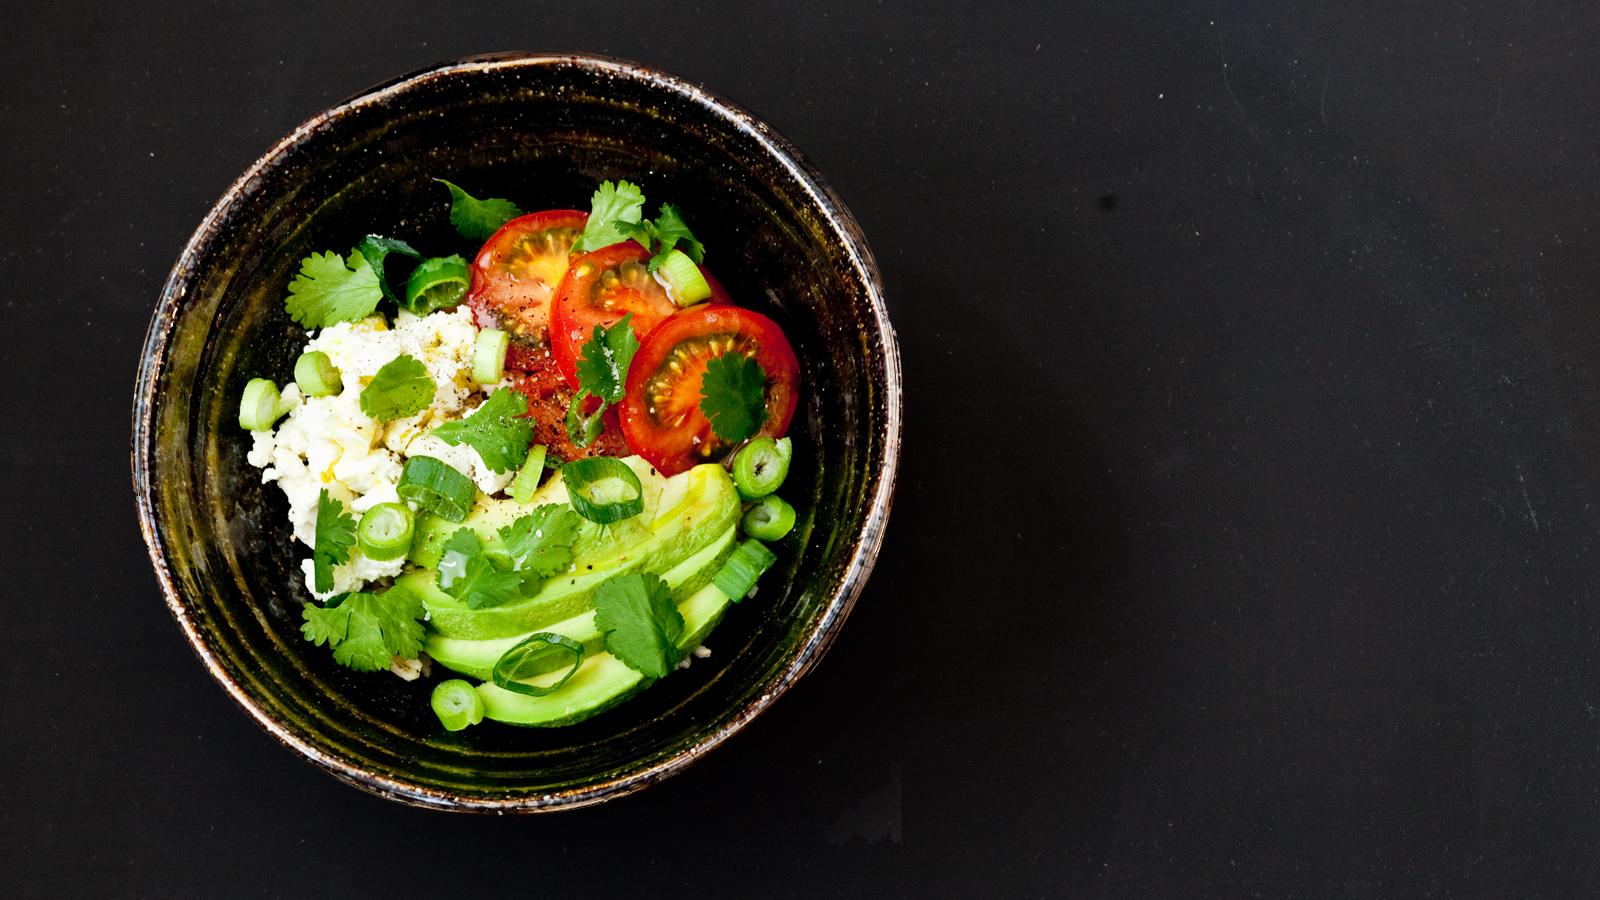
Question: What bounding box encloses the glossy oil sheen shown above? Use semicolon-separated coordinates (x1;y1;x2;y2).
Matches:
131;53;901;811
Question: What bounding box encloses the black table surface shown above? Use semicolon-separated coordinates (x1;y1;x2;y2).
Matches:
6;1;1600;895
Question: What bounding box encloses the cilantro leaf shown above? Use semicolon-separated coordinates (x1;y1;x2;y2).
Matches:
575;313;640;405
431;387;532;473
436;528;525;610
593;573;684;678
437;179;523;242
359;354;436;421
284;250;383;329
565;392;607;449
619;204;705;272
301;586;426;672
571;179;646;254
699;353;769;443
495;504;583;592
354;234;422;305
312;489;357;594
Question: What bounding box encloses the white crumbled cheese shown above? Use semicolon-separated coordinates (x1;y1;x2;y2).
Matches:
249;307;492;597
692;645;712;659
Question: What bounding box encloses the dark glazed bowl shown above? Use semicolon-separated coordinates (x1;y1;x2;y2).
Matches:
131;53;900;811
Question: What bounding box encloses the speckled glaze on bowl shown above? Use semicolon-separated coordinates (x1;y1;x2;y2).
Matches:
130;53;900;812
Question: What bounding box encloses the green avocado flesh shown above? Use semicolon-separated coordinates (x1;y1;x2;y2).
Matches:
423;524;738;680
399;462;741;640
475;578;737;727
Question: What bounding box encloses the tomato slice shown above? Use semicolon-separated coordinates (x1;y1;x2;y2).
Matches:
549;241;733;387
465;210;587;370
618;305;800;476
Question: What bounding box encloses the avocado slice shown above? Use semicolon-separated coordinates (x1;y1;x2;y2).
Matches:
408;456;665;569
475;578;737;727
406;463;742;640
424;524;738;680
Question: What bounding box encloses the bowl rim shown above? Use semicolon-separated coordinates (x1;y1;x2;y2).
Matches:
131;50;903;812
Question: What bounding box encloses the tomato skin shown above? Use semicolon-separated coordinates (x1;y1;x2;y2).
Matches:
549;241;733;387
618;305;800;476
465;210;588;352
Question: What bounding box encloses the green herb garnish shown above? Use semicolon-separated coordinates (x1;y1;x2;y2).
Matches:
359;354;435;421
593;572;684;678
436;528;524;610
699;353;768;443
431;387;532;473
437;179;523;241
301;585;426;671
284;250;383;329
354;234;423;305
493;504;583;593
312;489;357;594
571;179;646;254
564;314;640;447
619;203;705;272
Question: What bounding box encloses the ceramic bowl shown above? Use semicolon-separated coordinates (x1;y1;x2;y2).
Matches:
131;53;900;811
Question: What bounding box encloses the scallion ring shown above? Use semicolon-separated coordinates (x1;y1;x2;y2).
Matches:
397;455;477;523
356;502;415;560
403;255;470;315
654;249;712;307
430;679;484;731
511;444;548;504
492;632;585;697
239;378;286;431
712;539;777;602
471;328;510;385
731;436;792;499
562;457;645;524
293;350;342;397
741;494;795;541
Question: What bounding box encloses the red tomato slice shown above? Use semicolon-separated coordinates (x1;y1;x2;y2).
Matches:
618;305;800;476
465;210;587;369
508;358;629;461
549;241;732;387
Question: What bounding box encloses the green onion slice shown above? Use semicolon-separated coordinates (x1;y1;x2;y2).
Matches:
403;255;471;315
511;444;548;504
712;539;777;602
731;436;792;499
357;502;416;560
561;457;645;524
492;632;585;697
293;350;343;397
397;455;477;523
659;246;716;305
741;494;795;541
239;378;286;431
430;679;485;731
471;328;510;385
655;249;712;307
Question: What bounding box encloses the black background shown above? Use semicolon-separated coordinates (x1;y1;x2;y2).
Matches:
4;1;1599;896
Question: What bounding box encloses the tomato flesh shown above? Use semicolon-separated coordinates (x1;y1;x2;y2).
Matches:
465;210;587;368
508;356;629;461
619;305;800;476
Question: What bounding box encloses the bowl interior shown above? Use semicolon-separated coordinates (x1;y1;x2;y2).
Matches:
134;55;896;809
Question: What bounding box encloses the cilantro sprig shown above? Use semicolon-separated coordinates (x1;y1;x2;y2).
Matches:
699;353;769;443
360;355;436;421
301;586;426;671
571;180;646;254
284;250;383;329
432;387;533;473
435;504;583;608
437;179;523;241
312;489;357;594
354;235;423;305
593;572;684;678
565;314;640;448
619;203;706;272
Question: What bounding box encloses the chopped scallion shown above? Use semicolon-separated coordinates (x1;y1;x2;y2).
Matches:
471;328;510;385
357;502;415;561
430;679;484;731
654;248;712;306
403;255;471;315
397;455;477;522
741;494;795;541
293;350;342;397
239;378;287;431
492;632;585;697
712;539;777;602
511;444;548;504
561;457;646;524
731;436;792;499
